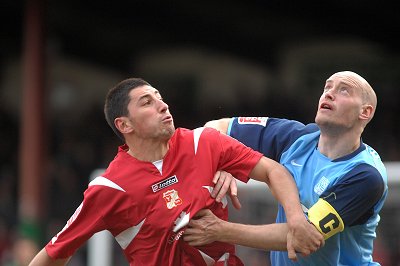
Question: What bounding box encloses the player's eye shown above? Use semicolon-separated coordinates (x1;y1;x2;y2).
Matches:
141;99;151;106
339;87;349;94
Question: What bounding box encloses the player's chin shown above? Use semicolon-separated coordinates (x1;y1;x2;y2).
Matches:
161;126;175;137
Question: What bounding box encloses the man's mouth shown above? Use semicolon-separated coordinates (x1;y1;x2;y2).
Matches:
320;103;332;110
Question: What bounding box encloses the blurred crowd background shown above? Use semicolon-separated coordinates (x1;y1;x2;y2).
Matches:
1;1;399;265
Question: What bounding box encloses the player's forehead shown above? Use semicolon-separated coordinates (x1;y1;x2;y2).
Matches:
129;85;161;101
325;72;363;91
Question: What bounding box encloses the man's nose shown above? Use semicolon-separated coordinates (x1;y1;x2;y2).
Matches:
158;99;169;112
324;89;335;100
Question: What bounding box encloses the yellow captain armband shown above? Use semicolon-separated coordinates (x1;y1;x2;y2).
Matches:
308;198;345;240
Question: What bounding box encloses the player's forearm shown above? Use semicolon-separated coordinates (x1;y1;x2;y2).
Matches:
29;248;70;266
218;221;287;251
264;160;305;225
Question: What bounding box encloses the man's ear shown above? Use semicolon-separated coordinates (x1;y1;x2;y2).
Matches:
360;104;373;120
114;117;134;134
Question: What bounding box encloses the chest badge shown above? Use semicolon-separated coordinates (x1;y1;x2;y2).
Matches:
163;189;183;209
314;176;330;195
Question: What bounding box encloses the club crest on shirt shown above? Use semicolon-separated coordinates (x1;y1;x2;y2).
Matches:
151;175;178;192
163;189;183;209
314;176;330;195
238;117;268;126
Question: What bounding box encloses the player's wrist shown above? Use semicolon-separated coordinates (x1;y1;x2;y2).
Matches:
216;220;234;242
286;211;307;229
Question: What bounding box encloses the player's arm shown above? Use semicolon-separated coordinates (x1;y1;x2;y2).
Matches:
308;165;385;240
29;248;70;266
250;156;324;258
30;182;121;266
204;118;231;134
185;209;288;250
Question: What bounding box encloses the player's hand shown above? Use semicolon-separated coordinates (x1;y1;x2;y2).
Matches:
183;209;223;246
211;171;242;209
286;216;324;261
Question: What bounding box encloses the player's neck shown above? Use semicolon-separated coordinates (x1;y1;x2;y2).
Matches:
126;139;169;162
318;132;361;160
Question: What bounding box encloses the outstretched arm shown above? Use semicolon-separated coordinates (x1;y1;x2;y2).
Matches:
29;248;70;266
207;168;325;259
249;157;324;259
184;209;288;250
184;209;324;261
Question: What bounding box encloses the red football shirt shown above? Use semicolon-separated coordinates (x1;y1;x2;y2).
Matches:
45;127;263;265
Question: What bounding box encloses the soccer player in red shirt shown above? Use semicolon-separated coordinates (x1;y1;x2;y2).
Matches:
29;78;322;266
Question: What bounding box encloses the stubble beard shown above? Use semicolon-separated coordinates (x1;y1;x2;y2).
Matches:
161;124;175;139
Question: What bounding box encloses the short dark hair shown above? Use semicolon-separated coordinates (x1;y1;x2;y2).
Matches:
104;78;150;141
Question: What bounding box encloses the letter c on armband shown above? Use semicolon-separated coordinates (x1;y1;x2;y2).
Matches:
308;198;344;240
